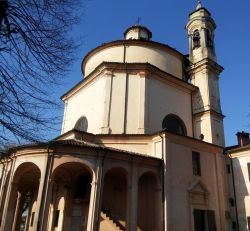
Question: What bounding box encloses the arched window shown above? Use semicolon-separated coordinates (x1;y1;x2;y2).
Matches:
193;30;200;49
74;116;88;132
162;114;187;135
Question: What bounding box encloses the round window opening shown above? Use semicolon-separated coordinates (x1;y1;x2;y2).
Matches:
74;116;88;132
162;115;186;136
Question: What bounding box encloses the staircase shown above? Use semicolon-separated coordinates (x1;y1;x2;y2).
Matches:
100;211;126;231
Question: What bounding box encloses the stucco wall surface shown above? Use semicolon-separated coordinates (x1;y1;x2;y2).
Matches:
147;77;193;136
62;77;105;134
84;44;183;78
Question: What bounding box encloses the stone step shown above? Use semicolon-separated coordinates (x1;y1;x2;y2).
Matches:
101;211;125;231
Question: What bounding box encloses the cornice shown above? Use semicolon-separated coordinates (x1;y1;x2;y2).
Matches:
61;62;197;101
187;58;224;75
193;109;225;119
226;144;250;156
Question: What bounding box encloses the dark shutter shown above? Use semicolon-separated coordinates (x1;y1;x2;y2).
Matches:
207;210;216;231
194;209;205;231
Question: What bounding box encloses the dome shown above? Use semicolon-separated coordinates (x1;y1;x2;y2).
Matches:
124;25;152;40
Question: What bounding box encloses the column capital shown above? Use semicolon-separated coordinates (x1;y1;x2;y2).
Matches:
104;70;114;76
139;71;147;78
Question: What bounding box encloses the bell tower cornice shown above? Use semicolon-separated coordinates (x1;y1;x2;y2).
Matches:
187;58;224;76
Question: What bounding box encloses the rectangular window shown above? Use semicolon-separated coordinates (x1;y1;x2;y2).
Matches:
193;209;216;231
226;164;231;174
192;151;201;176
194;209;205;231
54;210;60;227
248;163;250;181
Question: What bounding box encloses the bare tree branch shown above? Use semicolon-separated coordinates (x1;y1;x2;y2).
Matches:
0;0;82;147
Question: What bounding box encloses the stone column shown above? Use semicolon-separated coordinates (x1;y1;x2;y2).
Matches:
127;164;138;231
40;179;54;231
1;182;18;231
32;171;46;230
0;164;6;210
0;165;10;224
86;180;98;231
0;159;15;231
12;191;23;230
87;156;104;231
24;196;34;231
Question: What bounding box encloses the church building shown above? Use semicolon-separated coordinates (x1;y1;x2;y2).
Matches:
0;2;235;231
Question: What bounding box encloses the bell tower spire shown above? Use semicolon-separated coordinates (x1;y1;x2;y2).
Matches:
196;0;202;10
186;3;225;146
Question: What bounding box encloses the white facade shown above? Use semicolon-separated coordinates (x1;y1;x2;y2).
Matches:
226;132;250;231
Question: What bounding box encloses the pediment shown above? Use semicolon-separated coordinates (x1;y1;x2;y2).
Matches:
188;180;209;205
188;180;209;194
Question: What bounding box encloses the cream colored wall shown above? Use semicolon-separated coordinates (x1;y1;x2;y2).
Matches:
108;73;140;134
193;113;225;147
147;77;193;136
192;71;221;114
62;64;192;137
191;67;225;146
108;73;126;134
194;113;212;142
84;45;183;78
62;77;105;134
165;140;226;230
230;151;250;230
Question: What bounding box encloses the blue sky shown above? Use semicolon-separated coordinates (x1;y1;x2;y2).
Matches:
55;0;250;146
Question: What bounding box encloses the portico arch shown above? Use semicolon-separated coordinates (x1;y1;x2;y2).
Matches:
100;167;128;230
3;162;41;231
137;172;162;231
48;162;93;231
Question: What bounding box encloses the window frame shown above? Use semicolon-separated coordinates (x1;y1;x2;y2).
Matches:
162;114;187;136
193;29;201;49
192;151;201;176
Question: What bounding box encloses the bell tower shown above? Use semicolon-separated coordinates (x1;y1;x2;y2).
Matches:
186;1;225;146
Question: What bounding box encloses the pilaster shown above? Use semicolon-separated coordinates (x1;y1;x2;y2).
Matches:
101;70;113;134
138;71;147;134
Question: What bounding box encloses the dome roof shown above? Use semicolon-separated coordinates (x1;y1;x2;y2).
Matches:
124;25;152;40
